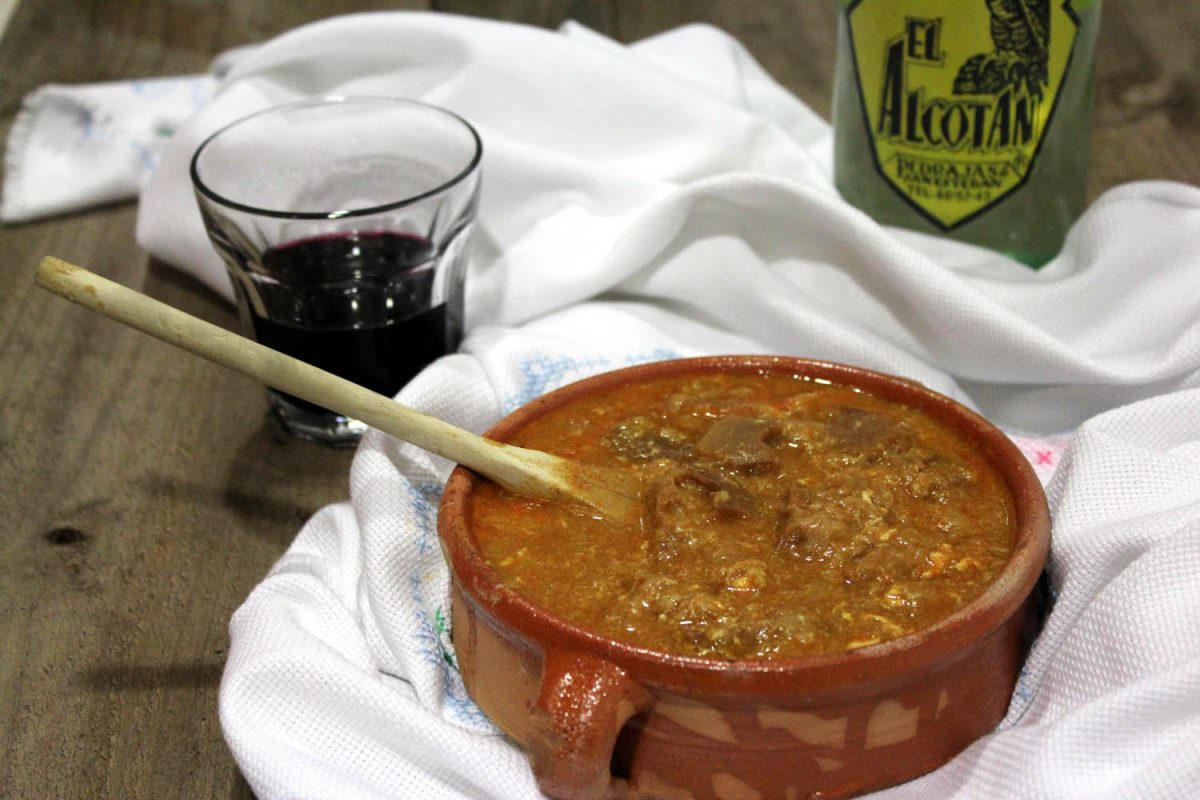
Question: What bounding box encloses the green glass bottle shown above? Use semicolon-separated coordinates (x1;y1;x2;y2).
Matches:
832;0;1102;267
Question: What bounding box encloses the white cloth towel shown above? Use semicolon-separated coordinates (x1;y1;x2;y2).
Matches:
127;11;1200;799
1;75;216;222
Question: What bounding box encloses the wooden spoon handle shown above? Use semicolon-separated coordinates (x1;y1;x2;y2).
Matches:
33;256;566;499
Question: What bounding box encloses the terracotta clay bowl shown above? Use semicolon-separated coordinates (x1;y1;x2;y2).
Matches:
437;356;1050;800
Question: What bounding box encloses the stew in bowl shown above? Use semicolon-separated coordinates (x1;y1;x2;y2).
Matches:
438;356;1049;800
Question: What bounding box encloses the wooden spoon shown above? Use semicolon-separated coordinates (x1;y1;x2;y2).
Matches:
34;256;641;521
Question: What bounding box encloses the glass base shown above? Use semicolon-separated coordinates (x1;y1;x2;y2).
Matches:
268;389;367;447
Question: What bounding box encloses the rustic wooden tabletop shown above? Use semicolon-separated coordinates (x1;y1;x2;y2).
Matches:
1;1;1197;798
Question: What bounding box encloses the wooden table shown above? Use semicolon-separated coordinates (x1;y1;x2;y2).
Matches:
1;1;1196;797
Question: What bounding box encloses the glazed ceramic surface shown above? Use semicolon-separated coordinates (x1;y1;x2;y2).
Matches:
437;357;1051;800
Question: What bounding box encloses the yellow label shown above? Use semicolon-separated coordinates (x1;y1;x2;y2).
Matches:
847;0;1079;228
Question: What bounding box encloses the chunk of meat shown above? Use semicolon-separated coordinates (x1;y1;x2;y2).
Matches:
842;539;920;584
685;607;820;659
842;547;889;583
777;483;852;560
827;406;913;460
605;415;689;461
626;575;681;613
642;465;756;561
907;467;949;502
695;415;779;472
907;455;978;500
720;559;768;593
645;465;756;521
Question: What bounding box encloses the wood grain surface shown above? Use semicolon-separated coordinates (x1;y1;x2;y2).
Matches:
1;1;1196;798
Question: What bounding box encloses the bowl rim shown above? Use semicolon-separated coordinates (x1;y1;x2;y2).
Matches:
437;355;1051;695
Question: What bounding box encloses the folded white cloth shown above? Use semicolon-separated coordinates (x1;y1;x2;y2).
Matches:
1;75;217;222
128;11;1200;800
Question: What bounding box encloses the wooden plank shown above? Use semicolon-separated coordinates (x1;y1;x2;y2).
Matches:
0;3;419;798
613;0;838;118
436;0;617;33
0;209;359;797
1088;0;1200;196
0;0;17;42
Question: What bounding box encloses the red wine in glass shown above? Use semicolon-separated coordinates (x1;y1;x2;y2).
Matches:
242;231;464;417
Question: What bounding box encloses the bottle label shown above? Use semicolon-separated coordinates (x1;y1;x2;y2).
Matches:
846;0;1079;229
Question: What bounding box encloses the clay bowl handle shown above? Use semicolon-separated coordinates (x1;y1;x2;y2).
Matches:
528;651;652;800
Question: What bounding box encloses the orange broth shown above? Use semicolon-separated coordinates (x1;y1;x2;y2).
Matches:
470;372;1014;660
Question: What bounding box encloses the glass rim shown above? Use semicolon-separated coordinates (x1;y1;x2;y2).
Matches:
189;95;483;221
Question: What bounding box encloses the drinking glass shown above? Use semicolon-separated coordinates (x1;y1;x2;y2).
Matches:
191;96;482;445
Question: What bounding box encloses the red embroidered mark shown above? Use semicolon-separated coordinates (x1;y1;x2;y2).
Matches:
1034;449;1054;465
